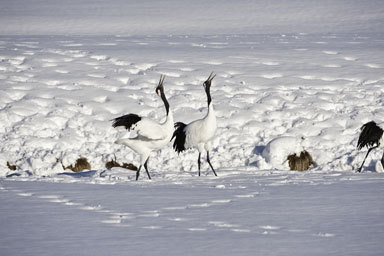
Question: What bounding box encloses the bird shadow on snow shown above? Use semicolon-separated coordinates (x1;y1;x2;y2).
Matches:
247;145;266;167
252;145;266;155
57;170;97;178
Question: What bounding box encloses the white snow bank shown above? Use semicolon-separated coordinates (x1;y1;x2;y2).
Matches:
1;34;384;181
262;136;306;169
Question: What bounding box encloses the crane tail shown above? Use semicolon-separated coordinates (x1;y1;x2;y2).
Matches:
172;122;187;153
357;121;383;149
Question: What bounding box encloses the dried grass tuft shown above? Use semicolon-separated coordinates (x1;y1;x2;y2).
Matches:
61;157;91;173
287;151;314;171
105;156;137;171
7;162;17;171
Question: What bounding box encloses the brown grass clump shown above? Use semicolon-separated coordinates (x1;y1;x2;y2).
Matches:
105;156;137;171
7;162;17;171
287;151;314;171
61;157;91;173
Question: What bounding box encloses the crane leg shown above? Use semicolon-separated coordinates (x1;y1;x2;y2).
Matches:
136;165;142;180
381;151;384;169
207;151;217;176
198;153;201;176
144;158;151;180
356;145;378;172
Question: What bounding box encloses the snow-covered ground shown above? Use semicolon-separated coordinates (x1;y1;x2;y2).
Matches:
1;34;384;178
1;173;384;256
1;0;384;255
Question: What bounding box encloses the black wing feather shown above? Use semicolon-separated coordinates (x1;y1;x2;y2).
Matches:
172;122;187;153
112;114;141;130
357;121;383;149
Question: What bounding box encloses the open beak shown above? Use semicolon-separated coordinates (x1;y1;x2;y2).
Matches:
155;74;165;95
207;72;216;82
204;72;216;89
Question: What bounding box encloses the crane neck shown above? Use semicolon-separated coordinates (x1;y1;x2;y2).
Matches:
159;90;170;116
206;87;212;107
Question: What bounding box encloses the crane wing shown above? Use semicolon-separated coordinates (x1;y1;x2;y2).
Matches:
112;113;141;130
135;117;168;140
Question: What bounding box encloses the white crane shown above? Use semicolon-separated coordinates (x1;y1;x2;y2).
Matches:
112;75;174;180
356;121;384;172
172;72;218;176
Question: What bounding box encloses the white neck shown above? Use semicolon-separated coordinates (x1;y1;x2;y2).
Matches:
205;103;216;123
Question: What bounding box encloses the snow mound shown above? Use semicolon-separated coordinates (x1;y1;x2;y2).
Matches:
262;137;306;169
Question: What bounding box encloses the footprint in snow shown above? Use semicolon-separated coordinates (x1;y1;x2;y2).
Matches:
109;58;130;66
90;55;109;61
97;43;117;46
314;232;335;238
142;226;162;230
17;192;34;197
169;217;190;222
87;73;107;78
202;61;223;65
260;225;281;234
260;73;283;79
364;63;381;69
43;80;62;86
187;203;211;208
63;43;83;47
138;210;160;218
162;206;187;211
210;199;232;204
54;69;70;74
322;50;339;55
208;221;239;228
261;61;280;66
322;64;341;68
260;225;280;230
188;228;207;232
168;60;185;64
297;75;317;80
343;56;358;61
234;194;255;198
231;228;251;233
179;67;195;72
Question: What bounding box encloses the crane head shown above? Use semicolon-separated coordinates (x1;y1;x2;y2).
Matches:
203;72;216;91
155;74;166;96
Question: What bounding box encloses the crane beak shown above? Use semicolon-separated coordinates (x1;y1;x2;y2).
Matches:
203;72;216;89
207;72;216;82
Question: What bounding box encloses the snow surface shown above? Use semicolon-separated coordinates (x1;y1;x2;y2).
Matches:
1;174;384;256
1;34;384;177
1;0;384;255
1;0;384;35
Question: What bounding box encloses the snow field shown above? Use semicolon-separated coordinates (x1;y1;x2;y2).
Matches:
1;173;384;256
1;34;384;181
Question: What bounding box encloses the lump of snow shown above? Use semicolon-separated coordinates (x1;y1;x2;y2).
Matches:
375;161;384;173
262;136;305;169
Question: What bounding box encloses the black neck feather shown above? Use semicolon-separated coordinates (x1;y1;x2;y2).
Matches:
160;90;170;115
206;88;212;106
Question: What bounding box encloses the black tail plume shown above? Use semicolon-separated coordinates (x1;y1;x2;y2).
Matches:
172;122;187;153
357;121;383;149
112;113;141;130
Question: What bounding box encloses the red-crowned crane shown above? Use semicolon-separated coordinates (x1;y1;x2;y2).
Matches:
356;121;384;172
172;72;218;177
112;75;173;180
